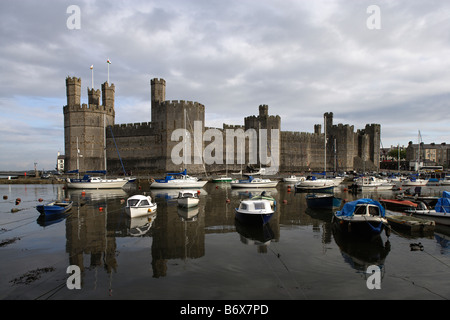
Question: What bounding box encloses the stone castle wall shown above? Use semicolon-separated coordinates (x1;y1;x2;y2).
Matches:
64;77;381;175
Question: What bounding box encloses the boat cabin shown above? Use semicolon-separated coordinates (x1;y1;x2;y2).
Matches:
237;200;273;213
354;204;382;216
127;195;152;207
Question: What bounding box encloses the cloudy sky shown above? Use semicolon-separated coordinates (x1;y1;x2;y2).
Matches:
1;0;450;171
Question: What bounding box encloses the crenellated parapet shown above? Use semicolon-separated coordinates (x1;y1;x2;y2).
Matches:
160;100;205;112
109;122;155;137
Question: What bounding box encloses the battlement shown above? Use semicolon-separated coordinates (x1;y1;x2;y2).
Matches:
151;78;166;85
63;103;115;115
160;100;205;110
66;76;81;84
109;121;155;137
282;130;323;142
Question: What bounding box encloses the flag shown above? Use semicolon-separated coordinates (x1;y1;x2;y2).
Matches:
90;65;93;69
107;59;111;64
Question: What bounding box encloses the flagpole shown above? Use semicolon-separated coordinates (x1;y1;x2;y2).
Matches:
107;59;111;84
90;65;94;88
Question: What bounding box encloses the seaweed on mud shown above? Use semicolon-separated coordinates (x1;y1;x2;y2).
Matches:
10;267;56;285
0;237;20;247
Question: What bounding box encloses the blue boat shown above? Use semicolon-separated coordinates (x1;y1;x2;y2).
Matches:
333;198;389;237
306;193;342;209
36;201;73;217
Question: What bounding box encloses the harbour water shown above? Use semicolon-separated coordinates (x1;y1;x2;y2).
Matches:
1;182;449;301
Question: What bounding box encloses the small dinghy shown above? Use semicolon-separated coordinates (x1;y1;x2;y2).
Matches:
36;200;73;216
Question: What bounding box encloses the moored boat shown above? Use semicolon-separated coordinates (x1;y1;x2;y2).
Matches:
150;169;208;189
306;193;342;209
355;176;395;191
230;176;278;188
177;190;200;208
66;174;131;189
386;213;435;233
403;176;428;186
294;175;335;192
282;175;304;182
212;176;232;183
405;191;450;226
36;200;73;216
235;199;275;225
125;194;157;218
332;198;389;237
379;198;418;212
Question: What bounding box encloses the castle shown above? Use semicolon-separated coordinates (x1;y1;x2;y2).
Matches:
63;76;380;175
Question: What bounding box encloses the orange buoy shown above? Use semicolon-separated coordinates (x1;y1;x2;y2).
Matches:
38;198;43;202
283;199;287;204
99;207;103;212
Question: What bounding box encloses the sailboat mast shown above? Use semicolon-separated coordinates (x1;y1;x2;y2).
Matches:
324;114;327;173
104;113;107;178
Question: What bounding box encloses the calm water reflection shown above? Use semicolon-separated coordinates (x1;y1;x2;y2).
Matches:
1;182;450;300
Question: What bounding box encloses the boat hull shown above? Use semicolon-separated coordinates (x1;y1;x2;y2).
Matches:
230;181;278;188
150;181;208;189
333;215;387;237
177;198;200;208
306;194;342;209
212;177;232;182
295;185;334;193
405;209;450;226
66;179;129;189
379;199;418;211
235;210;274;225
36;201;73;216
125;204;157;218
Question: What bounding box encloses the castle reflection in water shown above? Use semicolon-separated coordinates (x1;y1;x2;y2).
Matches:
62;185;334;280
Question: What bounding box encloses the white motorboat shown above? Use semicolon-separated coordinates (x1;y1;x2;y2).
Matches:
230;176;278;188
333;198;389;237
150;169;208;189
66;175;132;189
355;176;395;190
235;199;275;224
177;190;200;208
125;194;157;218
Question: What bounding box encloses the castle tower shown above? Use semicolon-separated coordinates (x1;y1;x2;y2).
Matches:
364;123;381;171
88;87;101;106
64;77;115;173
151;78;166;124
324;112;333;134
102;82;115;110
66;77;81;107
244;105;281;171
149;78;205;173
